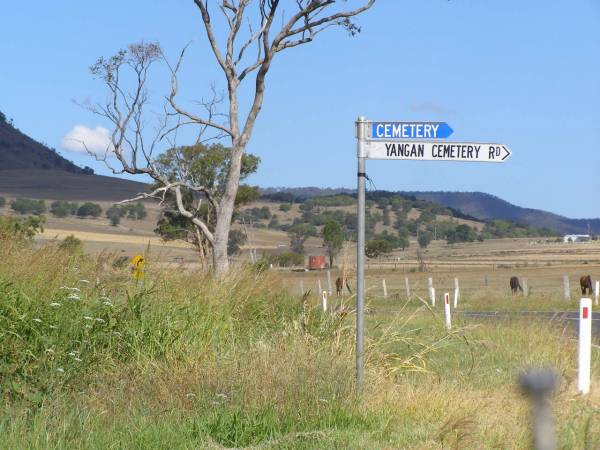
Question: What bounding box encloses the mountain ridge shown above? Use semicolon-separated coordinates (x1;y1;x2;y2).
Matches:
259;187;599;235
0;116;148;201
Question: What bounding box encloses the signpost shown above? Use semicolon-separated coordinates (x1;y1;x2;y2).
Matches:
370;122;453;140
354;116;512;390
363;141;511;162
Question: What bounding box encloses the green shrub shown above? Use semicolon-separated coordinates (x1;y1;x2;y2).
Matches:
10;198;46;215
0;215;45;241
365;239;393;258
77;202;102;218
0;197;5;208
50;200;79;218
58;235;83;253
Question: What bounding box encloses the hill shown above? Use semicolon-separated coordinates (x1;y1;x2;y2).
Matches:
0;118;86;173
0;115;149;201
403;191;600;235
260;187;600;235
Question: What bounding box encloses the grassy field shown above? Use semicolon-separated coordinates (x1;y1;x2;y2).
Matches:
1;232;600;449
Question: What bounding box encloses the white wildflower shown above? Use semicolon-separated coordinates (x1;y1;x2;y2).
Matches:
60;286;80;292
186;393;196;399
68;294;80;300
32;318;42;323
112;331;122;337
49;302;61;307
46;348;54;354
95;318;105;323
73;357;82;362
83;316;93;321
49;325;58;330
56;368;65;373
78;279;90;284
102;301;113;307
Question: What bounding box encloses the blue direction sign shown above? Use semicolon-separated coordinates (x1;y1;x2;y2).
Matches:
371;122;453;140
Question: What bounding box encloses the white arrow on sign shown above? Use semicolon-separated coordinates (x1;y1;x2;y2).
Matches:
363;141;511;163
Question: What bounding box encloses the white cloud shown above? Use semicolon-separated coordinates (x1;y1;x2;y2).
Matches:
61;125;112;154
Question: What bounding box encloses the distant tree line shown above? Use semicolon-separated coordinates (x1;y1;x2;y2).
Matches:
106;203;147;226
236;192;560;262
8;198;147;225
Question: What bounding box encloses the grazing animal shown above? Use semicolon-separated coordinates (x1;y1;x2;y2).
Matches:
335;276;353;297
580;275;593;295
510;276;523;294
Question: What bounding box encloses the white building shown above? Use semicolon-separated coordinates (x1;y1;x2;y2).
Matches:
563;234;591;243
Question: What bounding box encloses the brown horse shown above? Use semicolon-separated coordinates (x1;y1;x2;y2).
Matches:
580;275;593;295
335;276;353;297
510;276;523;294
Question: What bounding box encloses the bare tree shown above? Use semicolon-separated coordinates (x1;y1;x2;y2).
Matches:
86;1;375;276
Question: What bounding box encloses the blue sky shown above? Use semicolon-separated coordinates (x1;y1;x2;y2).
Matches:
1;1;599;218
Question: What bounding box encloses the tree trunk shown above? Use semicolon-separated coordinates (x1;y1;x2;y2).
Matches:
212;144;245;276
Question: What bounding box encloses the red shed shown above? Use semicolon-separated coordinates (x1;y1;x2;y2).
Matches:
308;255;327;270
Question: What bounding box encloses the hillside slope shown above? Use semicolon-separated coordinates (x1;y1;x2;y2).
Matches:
404;191;600;235
0;169;149;202
261;187;600;235
0;118;149;201
0;120;85;172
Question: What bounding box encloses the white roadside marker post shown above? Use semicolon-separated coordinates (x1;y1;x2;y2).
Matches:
382;279;388;299
523;278;529;297
563;276;570;302
453;277;460;308
578;298;592;394
322;290;328;313
431;287;436;307
405;277;410;299
595;281;599;306
444;292;452;330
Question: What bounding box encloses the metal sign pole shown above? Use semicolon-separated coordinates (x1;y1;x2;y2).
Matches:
356;116;367;390
354;118;511;391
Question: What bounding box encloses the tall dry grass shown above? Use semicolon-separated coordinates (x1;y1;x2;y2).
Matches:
1;234;600;448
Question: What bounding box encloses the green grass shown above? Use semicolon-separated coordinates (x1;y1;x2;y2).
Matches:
2;235;600;449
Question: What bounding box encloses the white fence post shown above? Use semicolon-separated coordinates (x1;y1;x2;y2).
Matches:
595;281;599;306
523;278;529;297
453;278;460;308
322;290;328;313
444;292;451;330
317;279;322;296
405;277;410;298
578;298;592;394
382;279;388;299
563;276;570;301
428;278;435;306
299;280;304;296
327;270;333;296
